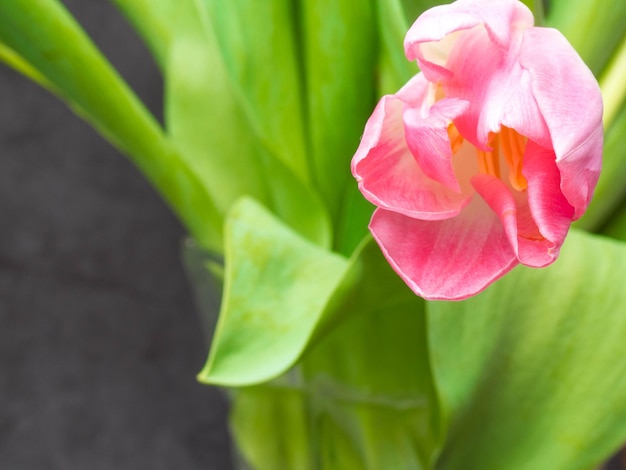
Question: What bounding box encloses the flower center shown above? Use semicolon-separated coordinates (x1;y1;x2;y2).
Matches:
448;124;528;191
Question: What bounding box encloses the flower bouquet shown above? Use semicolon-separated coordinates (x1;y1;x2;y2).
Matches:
1;0;626;468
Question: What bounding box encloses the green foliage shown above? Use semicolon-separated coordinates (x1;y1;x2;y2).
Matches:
116;0;332;249
428;229;626;469
210;197;439;468
3;2;626;468
300;0;379;254
197;197;347;386
546;0;626;76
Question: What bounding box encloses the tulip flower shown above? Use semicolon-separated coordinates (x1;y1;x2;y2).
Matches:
352;0;603;301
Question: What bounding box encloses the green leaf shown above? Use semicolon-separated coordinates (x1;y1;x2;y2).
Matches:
231;303;439;470
299;292;440;469
230;379;315;470
202;0;310;185
216;198;441;467
546;0;626;76
300;0;379;251
0;42;55;92
198;196;430;389
118;0;333;247
375;0;416;96
428;229;626;469
0;0;222;250
197;197;348;386
164;34;271;220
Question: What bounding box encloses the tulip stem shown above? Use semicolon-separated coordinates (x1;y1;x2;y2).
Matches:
600;36;626;128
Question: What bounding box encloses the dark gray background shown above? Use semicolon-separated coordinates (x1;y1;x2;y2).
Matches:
0;1;232;468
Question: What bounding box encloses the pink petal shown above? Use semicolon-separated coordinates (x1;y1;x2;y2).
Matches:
523;140;575;244
370;198;517;301
404;0;533;84
435;20;552;150
472;174;561;268
352;75;470;220
403;96;470;192
519;27;603;218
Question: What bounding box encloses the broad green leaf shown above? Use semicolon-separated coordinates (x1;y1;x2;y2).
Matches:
117;0;332;247
197;197;348;386
222;211;440;467
375;0;416;96
202;0;310;184
164;34;270;219
0;0;222;250
232;302;439;470
198;197;427;388
300;0;379;250
428;229;626;469
546;0;626;76
230;381;315;470
299;292;440;469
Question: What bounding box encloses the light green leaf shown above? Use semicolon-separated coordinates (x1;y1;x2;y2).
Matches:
164;34;271;220
546;0;626;76
230;381;315;470
0;0;222;250
300;0;379;252
428;229;626;469
202;0;310;184
197;197;348;386
375;0;416;96
217;197;440;467
232;302;439;470
299;292;440;469
117;0;332;247
198;197;428;388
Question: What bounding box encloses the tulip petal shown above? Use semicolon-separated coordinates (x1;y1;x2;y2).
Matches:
404;0;533;84
370;198;517;301
519;27;603;218
403;97;470;193
438;22;552;150
352;75;470;220
523;140;575;245
472;174;560;268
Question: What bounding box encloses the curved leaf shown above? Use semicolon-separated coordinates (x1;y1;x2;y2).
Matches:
202;0;310;184
300;0;379;250
115;0;332;247
197;197;348;386
198;197;428;387
428;229;626;469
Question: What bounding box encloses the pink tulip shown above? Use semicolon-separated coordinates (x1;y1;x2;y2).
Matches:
352;0;603;301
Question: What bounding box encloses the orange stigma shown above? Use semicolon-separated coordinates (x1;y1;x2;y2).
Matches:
448;123;528;191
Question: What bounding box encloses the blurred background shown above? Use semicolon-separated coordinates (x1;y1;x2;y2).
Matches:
0;1;233;468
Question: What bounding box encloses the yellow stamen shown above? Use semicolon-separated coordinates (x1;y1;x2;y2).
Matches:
476;133;500;178
448;123;464;154
500;126;528;191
